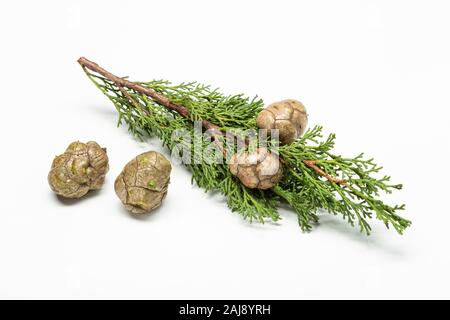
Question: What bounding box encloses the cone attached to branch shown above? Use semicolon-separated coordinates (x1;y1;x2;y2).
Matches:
77;57;411;235
256;99;308;144
229;147;283;190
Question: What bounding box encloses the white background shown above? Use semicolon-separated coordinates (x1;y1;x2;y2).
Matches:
0;0;449;299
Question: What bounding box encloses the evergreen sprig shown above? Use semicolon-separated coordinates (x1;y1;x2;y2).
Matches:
277;127;409;234
79;57;411;235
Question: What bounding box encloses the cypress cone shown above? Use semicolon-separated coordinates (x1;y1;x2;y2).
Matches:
77;57;411;235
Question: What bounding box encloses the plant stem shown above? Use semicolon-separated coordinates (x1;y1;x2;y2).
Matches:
303;160;347;185
78;57;222;134
78;57;344;183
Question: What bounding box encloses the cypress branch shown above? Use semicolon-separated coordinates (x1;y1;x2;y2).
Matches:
78;57;411;235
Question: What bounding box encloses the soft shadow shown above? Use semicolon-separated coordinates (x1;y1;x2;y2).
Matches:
85;104;117;117
311;212;407;257
117;203;163;221
243;220;282;229
199;188;282;228
54;189;102;205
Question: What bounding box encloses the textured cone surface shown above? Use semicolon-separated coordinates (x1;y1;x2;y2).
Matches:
115;151;172;214
48;141;109;198
229;147;283;190
256;99;308;144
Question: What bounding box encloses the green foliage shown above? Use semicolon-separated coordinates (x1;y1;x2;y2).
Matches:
278;126;410;234
82;68;411;235
138;80;263;129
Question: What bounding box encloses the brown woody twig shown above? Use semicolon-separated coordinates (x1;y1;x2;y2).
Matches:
303;160;347;185
78;57;346;186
